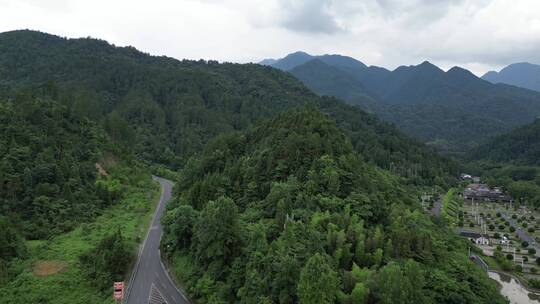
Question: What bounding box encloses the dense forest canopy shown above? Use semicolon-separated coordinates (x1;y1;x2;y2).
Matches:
0;90;106;239
0;86;136;287
162;107;505;303
0;30;457;186
468;118;540;165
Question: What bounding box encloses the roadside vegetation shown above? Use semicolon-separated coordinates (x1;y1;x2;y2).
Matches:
0;165;159;303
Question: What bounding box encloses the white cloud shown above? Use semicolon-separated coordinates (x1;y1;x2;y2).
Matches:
0;0;539;75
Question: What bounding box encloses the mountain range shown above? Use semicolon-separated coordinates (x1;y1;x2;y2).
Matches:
262;53;540;154
482;62;540;92
0;30;455;185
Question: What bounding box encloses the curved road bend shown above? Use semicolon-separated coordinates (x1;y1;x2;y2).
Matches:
126;177;190;304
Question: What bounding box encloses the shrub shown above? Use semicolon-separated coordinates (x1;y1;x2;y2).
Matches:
523;241;529;248
496;212;502;217
498;224;505;230
530;279;540;288
489;224;495;231
80;230;133;291
532;268;538;274
512;214;517;219
522;222;528;228
515;264;523;272
469;222;475;228
536;257;540;266
496;245;502;251
507;254;514;260
529;248;537;255
494;233;501;239
510;226;516;232
529;227;535;233
524;256;529;263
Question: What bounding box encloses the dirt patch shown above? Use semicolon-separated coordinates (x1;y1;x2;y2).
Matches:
33;260;68;277
95;163;109;177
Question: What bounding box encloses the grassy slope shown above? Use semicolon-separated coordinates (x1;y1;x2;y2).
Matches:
441;188;461;225
0;167;159;304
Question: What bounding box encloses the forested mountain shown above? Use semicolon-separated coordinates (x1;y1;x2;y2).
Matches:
0;87;129;285
0;90;106;239
469;118;540;165
262;52;368;75
264;51;540;154
266;51;315;71
162;107;505;304
0;30;456;185
289;59;376;108
483;62;540;92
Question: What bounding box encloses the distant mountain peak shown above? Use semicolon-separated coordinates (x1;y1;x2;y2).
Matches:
265;51;314;71
289;51;311;56
260;51;367;72
482;62;540;92
418;61;442;71
507;62;537;68
447;66;478;78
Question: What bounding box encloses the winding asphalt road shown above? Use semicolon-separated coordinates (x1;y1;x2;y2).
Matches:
125;177;190;304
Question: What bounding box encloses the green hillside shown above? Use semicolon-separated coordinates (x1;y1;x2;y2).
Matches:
0;91;105;239
469;118;540;165
162;107;505;303
0;88;155;301
0;30;456;185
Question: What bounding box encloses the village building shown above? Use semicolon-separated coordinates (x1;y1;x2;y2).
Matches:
462;183;513;203
459;231;490;245
461;173;481;183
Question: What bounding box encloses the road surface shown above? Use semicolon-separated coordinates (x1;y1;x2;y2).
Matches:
497;208;539;252
431;199;442;217
125;177;190;304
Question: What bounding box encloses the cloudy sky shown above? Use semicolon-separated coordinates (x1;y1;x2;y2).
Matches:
1;0;539;75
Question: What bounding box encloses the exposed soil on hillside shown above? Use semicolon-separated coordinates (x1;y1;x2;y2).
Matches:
32;260;68;277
